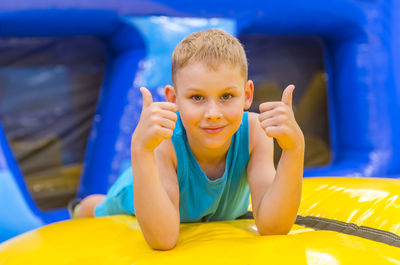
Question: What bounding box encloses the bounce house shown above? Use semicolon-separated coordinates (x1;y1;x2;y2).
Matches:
0;0;400;263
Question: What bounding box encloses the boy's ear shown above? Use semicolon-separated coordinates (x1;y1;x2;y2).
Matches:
244;80;254;110
164;85;177;103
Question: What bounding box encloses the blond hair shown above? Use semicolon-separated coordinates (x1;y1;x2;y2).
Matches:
172;29;248;85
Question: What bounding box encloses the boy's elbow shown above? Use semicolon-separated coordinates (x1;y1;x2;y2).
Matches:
146;233;179;251
149;238;178;251
256;221;292;236
258;226;291;236
138;214;180;250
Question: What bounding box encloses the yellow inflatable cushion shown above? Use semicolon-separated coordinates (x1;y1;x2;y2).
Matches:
299;177;400;235
0;177;399;264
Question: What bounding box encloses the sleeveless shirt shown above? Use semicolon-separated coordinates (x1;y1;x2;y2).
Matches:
171;112;250;222
94;112;250;223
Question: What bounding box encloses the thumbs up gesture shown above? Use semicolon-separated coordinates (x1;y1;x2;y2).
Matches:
258;85;304;151
131;87;178;152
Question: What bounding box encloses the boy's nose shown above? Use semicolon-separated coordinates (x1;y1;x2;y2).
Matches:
204;101;223;120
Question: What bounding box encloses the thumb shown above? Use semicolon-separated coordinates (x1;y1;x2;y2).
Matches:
281;84;295;107
140;87;153;108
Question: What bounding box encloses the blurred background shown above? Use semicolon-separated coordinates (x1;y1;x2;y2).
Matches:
0;34;329;210
0;36;106;209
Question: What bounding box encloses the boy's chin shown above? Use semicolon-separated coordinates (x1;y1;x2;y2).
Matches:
201;138;230;150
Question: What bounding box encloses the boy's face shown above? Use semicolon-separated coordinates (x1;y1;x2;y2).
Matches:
166;62;253;150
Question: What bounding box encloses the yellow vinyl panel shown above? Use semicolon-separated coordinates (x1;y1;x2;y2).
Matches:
0;215;399;265
1;177;400;264
299;177;400;235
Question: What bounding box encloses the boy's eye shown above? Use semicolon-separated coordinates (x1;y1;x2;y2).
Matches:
221;94;233;100
191;95;203;101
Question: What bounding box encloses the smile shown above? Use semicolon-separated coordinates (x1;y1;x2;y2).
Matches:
202;126;226;134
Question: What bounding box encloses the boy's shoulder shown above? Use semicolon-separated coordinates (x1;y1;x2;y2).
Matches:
248;111;259;121
248;111;272;157
154;139;177;171
248;112;260;155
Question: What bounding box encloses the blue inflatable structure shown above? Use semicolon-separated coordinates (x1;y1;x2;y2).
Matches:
0;0;399;242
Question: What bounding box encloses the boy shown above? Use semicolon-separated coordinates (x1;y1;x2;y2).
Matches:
73;29;305;250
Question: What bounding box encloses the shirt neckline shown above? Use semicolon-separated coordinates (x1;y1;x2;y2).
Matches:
183;131;231;184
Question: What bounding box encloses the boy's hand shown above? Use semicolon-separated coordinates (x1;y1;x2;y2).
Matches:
258;85;304;151
131;87;178;152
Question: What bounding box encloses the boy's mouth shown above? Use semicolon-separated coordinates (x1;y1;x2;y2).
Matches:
202;126;226;134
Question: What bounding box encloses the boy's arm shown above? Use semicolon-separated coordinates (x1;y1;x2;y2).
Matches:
131;87;180;250
132;142;179;250
247;85;304;235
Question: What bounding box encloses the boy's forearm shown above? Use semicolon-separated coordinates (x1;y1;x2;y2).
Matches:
131;148;180;250
254;147;304;235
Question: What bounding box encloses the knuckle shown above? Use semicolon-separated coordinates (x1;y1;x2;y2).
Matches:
278;115;288;123
151;124;161;134
150;106;159;115
172;113;178;121
149;115;158;123
260;121;267;128
259;103;268;111
161;128;172;138
280;125;289;132
260;111;269;119
277;107;286;114
149;125;157;134
155;126;163;134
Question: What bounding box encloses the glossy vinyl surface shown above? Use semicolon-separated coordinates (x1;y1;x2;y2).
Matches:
299;177;400;235
0;177;399;264
0;217;399;264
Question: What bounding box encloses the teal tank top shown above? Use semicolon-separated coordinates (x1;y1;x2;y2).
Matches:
94;112;250;222
171;112;250;222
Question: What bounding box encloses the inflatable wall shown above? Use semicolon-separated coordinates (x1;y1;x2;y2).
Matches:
0;0;399;242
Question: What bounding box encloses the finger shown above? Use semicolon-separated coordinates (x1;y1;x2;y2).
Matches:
157;117;177;130
259;111;277;122
259;101;281;113
281;84;295;107
258;106;288;121
150;108;178;122
159;109;178;122
156;126;174;139
264;126;284;138
140;87;153;108
260;116;286;129
154;102;178;112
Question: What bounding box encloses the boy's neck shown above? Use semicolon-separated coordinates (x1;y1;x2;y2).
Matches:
186;135;232;165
